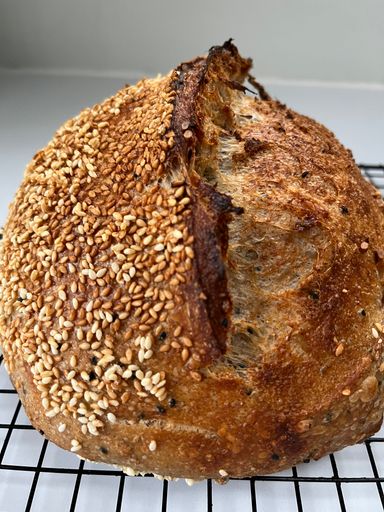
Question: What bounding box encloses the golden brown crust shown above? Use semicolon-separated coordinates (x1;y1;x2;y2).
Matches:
1;41;384;479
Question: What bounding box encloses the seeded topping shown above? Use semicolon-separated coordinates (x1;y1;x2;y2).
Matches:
0;71;197;440
149;440;157;452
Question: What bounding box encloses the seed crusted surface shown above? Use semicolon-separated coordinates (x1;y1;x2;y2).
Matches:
0;72;196;443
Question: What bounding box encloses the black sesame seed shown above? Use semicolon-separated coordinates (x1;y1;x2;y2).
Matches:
255;266;262;272
156;405;166;414
247;327;255;335
17;297;23;302
168;398;176;408
271;453;280;461
159;331;167;341
100;446;108;454
91;356;98;365
309;290;319;300
89;370;97;381
0;233;3;240
358;308;366;317
301;171;309;178
222;318;228;328
245;389;252;396
340;205;349;214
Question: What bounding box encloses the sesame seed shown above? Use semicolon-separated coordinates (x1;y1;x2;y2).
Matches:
58;290;67;301
219;469;228;477
107;412;117;423
335;344;344;356
58;423;67;433
149;440;157;451
181;348;189;362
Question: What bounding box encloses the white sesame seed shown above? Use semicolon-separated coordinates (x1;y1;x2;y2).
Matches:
96;268;107;278
149;440;157;452
144;350;153;360
122;369;133;379
141;378;152;388
88;269;97;280
372;327;379;339
144;336;152;350
111;262;120;273
87;423;99;436
172;229;183;239
58;290;67;301
219;469;228;477
45;408;58;418
58;423;66;433
107;412;117;423
136;369;144;380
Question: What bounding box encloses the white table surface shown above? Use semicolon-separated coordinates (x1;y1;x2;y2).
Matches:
0;70;384;512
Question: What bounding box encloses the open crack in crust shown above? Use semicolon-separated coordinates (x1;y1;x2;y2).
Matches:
1;41;384;480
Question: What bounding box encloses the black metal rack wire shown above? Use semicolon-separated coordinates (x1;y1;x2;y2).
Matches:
1;163;384;512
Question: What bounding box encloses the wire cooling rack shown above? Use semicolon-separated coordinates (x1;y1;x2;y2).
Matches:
1;163;384;512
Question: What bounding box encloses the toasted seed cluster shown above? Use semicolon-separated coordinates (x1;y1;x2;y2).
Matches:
0;72;196;444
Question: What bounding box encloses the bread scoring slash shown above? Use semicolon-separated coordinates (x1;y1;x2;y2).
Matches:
1;41;384;480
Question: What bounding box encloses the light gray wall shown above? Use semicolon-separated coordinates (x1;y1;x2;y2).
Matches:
0;0;383;83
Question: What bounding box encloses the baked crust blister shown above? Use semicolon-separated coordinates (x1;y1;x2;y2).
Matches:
1;41;384;480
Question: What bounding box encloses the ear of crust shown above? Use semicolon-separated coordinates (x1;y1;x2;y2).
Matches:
168;40;251;358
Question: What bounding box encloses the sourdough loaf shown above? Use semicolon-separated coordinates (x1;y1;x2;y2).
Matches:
1;41;384;479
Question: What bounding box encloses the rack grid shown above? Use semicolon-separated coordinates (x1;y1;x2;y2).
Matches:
1;163;384;512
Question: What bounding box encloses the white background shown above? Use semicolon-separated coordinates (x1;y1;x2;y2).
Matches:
0;0;384;83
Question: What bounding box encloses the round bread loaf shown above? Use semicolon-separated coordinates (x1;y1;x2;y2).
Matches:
1;41;384;480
